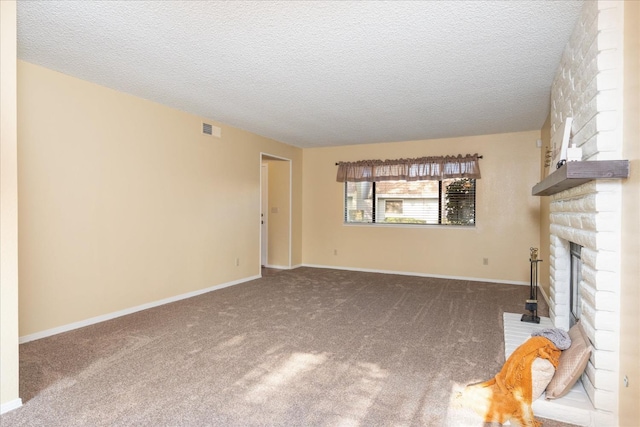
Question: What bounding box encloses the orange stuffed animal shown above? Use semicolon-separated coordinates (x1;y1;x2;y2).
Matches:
457;336;561;427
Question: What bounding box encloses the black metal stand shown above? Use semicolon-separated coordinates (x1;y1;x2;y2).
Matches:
522;256;542;324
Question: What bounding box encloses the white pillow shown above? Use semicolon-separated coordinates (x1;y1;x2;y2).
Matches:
531;357;555;400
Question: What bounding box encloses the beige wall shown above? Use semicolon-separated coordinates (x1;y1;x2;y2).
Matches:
538;116;551;296
619;0;640;422
302;131;542;283
17;61;302;337
0;0;20;411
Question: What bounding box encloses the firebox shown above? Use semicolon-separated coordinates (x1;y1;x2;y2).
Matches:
569;242;582;327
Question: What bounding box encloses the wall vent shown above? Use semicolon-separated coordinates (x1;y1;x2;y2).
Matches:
202;122;221;138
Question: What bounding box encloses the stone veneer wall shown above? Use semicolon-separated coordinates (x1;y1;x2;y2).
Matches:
548;1;623;423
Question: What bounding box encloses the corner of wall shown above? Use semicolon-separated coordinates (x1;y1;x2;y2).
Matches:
0;0;22;412
618;0;640;423
539;115;552;294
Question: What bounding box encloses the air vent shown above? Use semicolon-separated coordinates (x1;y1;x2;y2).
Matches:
202;122;221;138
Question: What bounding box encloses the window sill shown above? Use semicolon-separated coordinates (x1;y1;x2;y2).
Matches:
343;222;476;230
532;160;629;196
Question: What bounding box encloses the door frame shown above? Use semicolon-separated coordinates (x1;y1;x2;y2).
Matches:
260;153;292;271
260;163;268;267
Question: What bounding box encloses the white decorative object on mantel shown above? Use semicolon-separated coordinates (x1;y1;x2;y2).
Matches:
566;143;582;162
549;117;573;175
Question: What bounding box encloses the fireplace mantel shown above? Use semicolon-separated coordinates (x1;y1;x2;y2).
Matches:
532;160;630;196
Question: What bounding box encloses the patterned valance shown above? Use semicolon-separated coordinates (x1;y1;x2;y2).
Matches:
336;154;482;182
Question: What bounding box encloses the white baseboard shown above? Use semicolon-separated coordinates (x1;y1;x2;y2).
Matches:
19;275;260;344
300;264;528;286
263;264;303;270
19;267;530;344
0;398;22;415
538;283;551;306
263;264;290;270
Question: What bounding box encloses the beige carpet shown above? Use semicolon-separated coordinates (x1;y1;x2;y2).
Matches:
2;267;577;426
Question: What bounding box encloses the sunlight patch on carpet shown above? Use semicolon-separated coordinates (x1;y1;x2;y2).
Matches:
243;352;328;404
215;334;246;349
319;361;388;427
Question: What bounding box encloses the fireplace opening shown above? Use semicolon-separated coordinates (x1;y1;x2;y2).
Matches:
569;242;583;327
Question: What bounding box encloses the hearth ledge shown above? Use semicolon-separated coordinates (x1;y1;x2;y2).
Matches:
503;312;611;427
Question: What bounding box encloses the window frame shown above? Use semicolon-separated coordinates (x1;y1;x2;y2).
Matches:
343;178;476;227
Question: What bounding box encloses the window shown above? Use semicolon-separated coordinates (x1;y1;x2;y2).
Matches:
385;200;403;215
337;153;480;226
345;178;476;226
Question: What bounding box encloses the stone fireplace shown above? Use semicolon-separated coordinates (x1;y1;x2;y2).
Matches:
545;1;624;424
548;181;620;421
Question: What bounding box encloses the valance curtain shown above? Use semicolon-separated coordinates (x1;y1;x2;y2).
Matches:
336;154;481;182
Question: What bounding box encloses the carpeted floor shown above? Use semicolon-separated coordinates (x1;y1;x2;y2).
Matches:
1;267;577;426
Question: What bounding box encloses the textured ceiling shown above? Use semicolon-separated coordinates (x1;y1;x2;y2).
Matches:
17;1;584;148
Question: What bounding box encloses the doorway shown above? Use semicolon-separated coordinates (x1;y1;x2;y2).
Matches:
260;154;292;271
261;163;268;266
